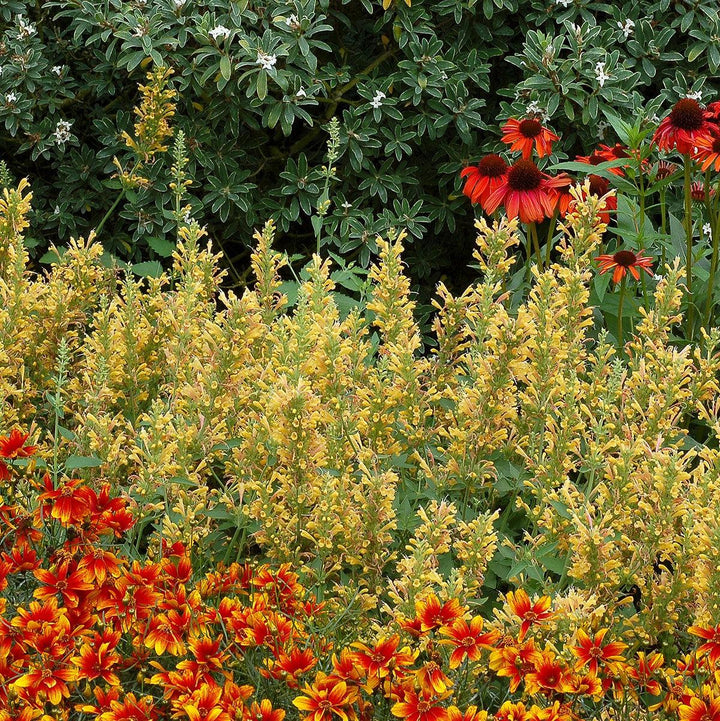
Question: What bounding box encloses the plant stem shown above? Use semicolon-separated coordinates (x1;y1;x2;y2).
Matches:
660;187;667;270
545;208;560;267
706;200;720;330
617;275;626;351
95;188;125;237
683;153;694;336
529;222;542;270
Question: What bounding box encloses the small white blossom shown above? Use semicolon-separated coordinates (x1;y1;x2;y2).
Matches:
210;25;231;40
54;205;61;215
132;24;147;37
5;92;17;104
617;19;635;38
52;65;63;75
53;119;73;145
526;100;549;122
370;90;386;109
653;274;663;282
256;51;277;70
341;201;352;209
16;15;37;39
686;89;703;101
555;0;573;7
285;13;299;27
595;61;610;87
295;87;307;98
704;222;713;237
182;209;192;224
0;67;4;77
173;0;187;7
597;120;609;140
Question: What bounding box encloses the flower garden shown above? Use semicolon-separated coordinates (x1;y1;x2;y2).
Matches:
4;1;720;720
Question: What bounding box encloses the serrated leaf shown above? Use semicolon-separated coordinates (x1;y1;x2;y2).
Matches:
132;261;164;278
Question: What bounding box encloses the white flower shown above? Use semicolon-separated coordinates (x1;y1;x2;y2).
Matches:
132;24;147;37
53;119;73;144
174;0;187;6
256;51;277;70
617;19;635;38
704;222;713;237
285;13;299;26
54;205;61;215
555;0;573;6
17;15;37;39
210;25;231;40
52;65;63;75
597;120;609;140
595;61;611;87
341;201;352;209
296;87;307;98
526;100;549;122
5;92;17;104
0;67;4;77
686;89;703;101
182;209;192;224
370;90;386;109
653;274;663;281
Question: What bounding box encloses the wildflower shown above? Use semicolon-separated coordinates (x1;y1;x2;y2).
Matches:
0;429;36;480
97;692;158;720
505;589;554;641
627;651;664;695
686;89;703;101
417;661;453;696
34;561;94;607
484;159;571;224
571;629;627;675
691;180;713;201
52;65;63;75
617;19;635;38
693;128;720;171
595;249;654;283
256;51;278;70
250;700;286;721
689;623;720;665
296;87;307;98
293;676;359;721
71;638;121;685
555;0;573;6
392;688;450;721
655;159;678;179
351;634;416;679
5;92;17;104
501;117;559;159
526;101;549;122
414;594;465;632
653;98;714;154
575;147;626;176
489;640;541;693
447;707;488;721
594;62;611;87
370;90;386;109
286;13;300;27
705;223;714;237
596;120;609;140
524;650;572;694
210;25;231;40
439;616;500;668
678;695;720;721
12;663;78;705
460;154;509;207
174;0;187;6
16;15;37;38
53;119;73;145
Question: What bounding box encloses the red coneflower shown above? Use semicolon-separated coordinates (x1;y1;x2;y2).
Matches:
691;180;714;201
580;174;617;225
461;155;509;206
655;160;678;180
484;160;571;224
694;128;720;171
576;148;626;177
595;249;654;284
653;98;714;154
501;117;559;160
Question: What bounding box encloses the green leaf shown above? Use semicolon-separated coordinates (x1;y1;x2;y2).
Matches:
147;236;176;257
65;455;104;470
220;55;232;81
257;71;267;100
132;261;164;278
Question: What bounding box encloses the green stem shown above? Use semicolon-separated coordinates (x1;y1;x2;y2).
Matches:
529;222;542;270
637;160;645;239
660;187;667;270
617;275;626;351
705;201;720;330
95;188;125;237
683;153;694;336
545;208;560;267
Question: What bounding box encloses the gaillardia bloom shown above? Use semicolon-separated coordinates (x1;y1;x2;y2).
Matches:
461;155;508;206
653;98;713;154
595;249;654;284
484;160;571;224
501;117;559;159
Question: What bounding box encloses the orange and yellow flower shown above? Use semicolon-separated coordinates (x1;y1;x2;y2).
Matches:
501;118;559;160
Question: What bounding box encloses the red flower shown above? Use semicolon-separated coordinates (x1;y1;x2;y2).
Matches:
416;661;452;696
505;589;554;641
627;651;664;696
0;430;36;480
250;700;286;721
679;695;720;721
391;689;449;721
351;635;416;679
689;623;720;666
653;98;714;154
655;160;678;180
34;561;94;607
575;148;627;177
461;155;509;207
484;160;571;224
71;636;121;685
293;675;359;721
571;628;627;675
595;249;654;284
694;128;720;171
439;616;499;668
11;662;78;705
501;118;559;160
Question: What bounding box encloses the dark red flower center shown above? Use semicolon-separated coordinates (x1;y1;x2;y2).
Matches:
477;154;508;177
613;250;638;268
518;118;543;138
507;160;542;191
655;161;676;180
589;174;609;196
711;137;720;153
669;98;705;131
